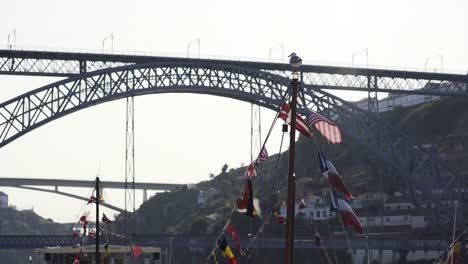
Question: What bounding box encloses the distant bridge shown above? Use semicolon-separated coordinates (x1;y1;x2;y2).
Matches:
0;178;184;213
0;235;449;251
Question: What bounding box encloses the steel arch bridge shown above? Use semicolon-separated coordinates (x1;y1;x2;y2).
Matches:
0;51;467;233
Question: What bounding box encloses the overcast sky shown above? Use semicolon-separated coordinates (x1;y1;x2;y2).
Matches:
1;0;467;223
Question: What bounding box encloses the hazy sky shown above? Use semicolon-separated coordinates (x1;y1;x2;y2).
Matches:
1;0;467;223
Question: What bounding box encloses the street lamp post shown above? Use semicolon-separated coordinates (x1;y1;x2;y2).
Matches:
102;33;114;54
7;28;16;50
187;38;200;58
425;54;443;73
269;42;284;63
352;48;368;68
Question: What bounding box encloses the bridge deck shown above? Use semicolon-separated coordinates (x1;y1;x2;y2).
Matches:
0;177;183;190
0;235;449;251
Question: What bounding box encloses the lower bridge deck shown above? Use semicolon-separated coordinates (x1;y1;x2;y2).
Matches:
0;235;448;251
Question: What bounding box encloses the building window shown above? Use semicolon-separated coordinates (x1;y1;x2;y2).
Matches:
386;218;390;222
316;211;320;218
408;205;411;209
397;205;400;209
404;216;408;220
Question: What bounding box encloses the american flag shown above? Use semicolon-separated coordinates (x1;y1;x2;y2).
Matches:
256;148;268;162
279;103;312;138
308;112;342;144
243;162;257;179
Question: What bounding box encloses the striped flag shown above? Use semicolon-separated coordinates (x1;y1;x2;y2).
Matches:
279;103;312;138
319;152;353;200
308;112;342;144
256;148;268;162
244;148;268;179
217;235;238;264
224;223;243;255
330;189;364;234
243;162;257;179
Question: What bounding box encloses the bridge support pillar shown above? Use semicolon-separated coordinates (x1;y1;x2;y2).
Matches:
143;189;148;202
54;185;58;192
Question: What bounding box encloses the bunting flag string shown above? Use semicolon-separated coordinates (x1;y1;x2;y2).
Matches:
204;88;345;263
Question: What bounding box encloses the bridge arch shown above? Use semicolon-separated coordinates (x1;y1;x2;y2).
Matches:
0;61;461;231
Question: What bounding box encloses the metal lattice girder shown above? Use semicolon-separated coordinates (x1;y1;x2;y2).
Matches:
1;49;467;96
0;62;462;229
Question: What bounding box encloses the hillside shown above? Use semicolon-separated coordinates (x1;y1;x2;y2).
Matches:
0;207;69;263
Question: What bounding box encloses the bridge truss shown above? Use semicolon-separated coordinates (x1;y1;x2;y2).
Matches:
0;50;467;235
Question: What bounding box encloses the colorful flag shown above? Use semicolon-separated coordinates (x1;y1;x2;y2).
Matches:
104;243;110;258
276;213;286;224
319;152;353;200
217;235;238;264
298;199;307;210
88;232;95;238
279;103;312;138
87;196;96;204
243;162;257;179
308;111;342;144
257;148;268;162
102;214;112;224
445;237;462;264
132;245;143;259
236;180;261;217
79;215;87;223
224;223;242;255
330;189;364;234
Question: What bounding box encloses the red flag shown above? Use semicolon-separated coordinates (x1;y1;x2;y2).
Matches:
243;162;257;179
319;152;353;200
224;223;242;255
87;196;96;204
72;232;80;238
79;215;87;223
88;232;95;238
217;236;238;264
256;148;268;162
132;245;143;259
236;180;254;217
330;190;364;234
298;199;306;210
308;112;342;144
279;103;311;138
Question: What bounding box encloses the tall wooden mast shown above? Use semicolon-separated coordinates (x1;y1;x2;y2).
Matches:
285;53;302;264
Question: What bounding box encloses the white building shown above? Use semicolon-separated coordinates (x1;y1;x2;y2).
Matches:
279;196;337;221
0;191;8;208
